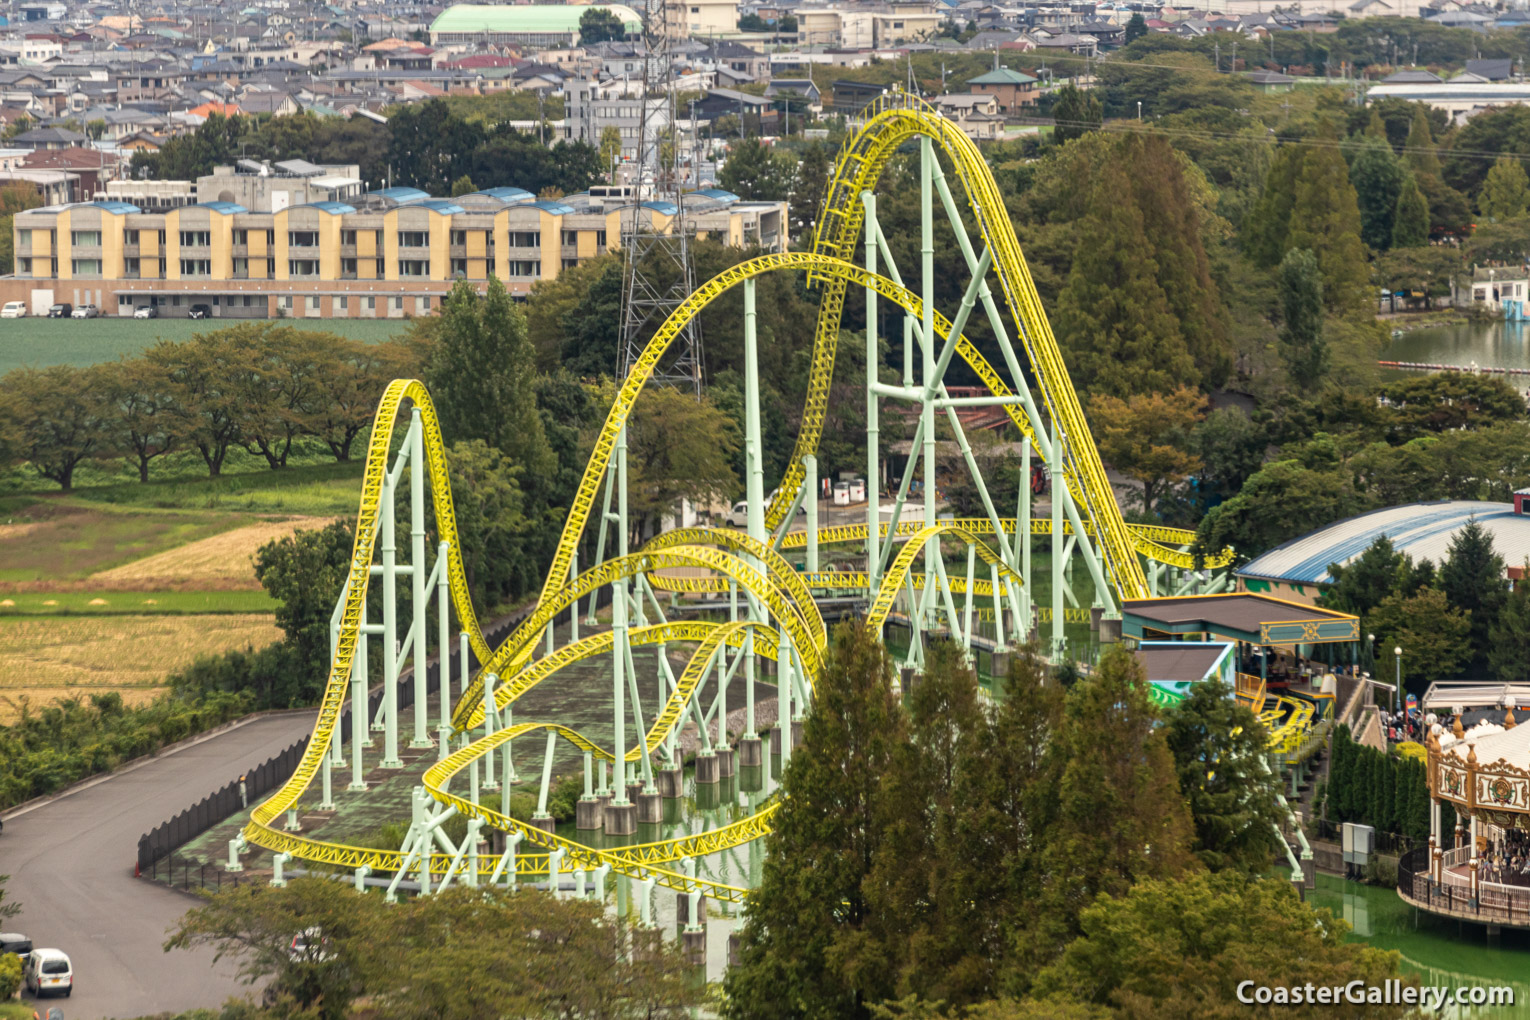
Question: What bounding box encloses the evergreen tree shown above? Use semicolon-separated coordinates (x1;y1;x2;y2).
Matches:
724;623;909;1020
1440;517;1507;666
1242;145;1303;269
1405;105;1443;179
1322;535;1405;617
1286;129;1373;318
1490;567;1530;683
1164;679;1282;873
1365;107;1388;139
1350;139;1406;250
1052;84;1102;145
719;136;795;201
425;277;553;481
1478;155;1530;222
1026;646;1195;969
1276;248;1328;388
1392;175;1430;248
1124;12;1147;42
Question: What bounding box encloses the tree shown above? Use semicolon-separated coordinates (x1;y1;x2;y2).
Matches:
1027;645;1195;969
720;136;795;201
303;338;409;462
425;276;553;481
1088;387;1208;512
1164;680;1282;872
578;6;627;44
449;173;477;198
1404;104;1442;180
618;382;741;540
525;252;622;372
1349;140;1406;250
1191;406;1268;507
1439;516;1507;665
1322;535;1407;618
0;364;112;490
433;439;533;607
1489;566;1530;684
1030;871;1413;1020
598;125;622;175
1286;131;1373;318
1366;587;1471;686
101;356;184;482
1479;154;1530;222
1382;371;1527;435
1124;12;1148;43
1277;248;1328;388
1372;245;1459;310
254;520;354;697
387;100;485;196
1391;175;1430;248
792;141;831;241
1051;84;1102;144
0;181;42;273
0;872;18;921
724;623;910;1020
146;333;245;477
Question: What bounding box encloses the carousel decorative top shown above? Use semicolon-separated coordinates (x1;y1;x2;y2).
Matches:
1430;711;1530;826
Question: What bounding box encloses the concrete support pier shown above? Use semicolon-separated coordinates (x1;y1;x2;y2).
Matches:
575;798;603;830
604;801;637;836
716;746;736;777
637;790;663;825
656;764;683;798
739;736;763;767
695;752;720;785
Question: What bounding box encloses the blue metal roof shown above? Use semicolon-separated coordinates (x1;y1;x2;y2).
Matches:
419;199;465;215
90;200;139;214
194;201;246;214
473;186;534;203
301;201;356;215
529;200;575;214
642;200;678;215
695;188;739;203
1237;500;1530;585
373;186;431;204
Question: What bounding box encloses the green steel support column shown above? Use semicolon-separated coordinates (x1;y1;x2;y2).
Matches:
989;561;1007;649
587;469;614;627
611;423;630;806
743;278;767;741
410;410;431;749
1051;426;1065;660
620;637;657;787
568;552;579;644
348;598;369;791
436;541;451;732
921;136;937;631
864;190;881;601
1057;470;1117;617
805;454;818;573
380;470;402;769
480;671;498;791
963;543;975;653
779;626;794;766
1018;445;1032;641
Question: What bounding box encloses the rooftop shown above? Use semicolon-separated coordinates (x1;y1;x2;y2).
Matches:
428;3;642;35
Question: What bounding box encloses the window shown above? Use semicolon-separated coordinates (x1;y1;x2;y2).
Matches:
450;257;469;277
398;259;428;277
120;229;134;246
125;257;140;277
266;230;276;246
392;296;404;310
365;296;376;310
71;258;100;275
180;258;211;276
450;229;467;245
509;231;539;248
596;230;607;247
233;257;249;277
232;229;248;245
397;230;428;248
288;230;318;247
561;230;578;246
416;296;430;313
179;230;211;247
306;296;320;313
562;258;577;270
279;296;293;310
70;230;101;246
341;229;357;245
16;257;29;275
335;295;348;311
157;229;166;247
288;259;319;277
341;258;358;277
508;260;540;277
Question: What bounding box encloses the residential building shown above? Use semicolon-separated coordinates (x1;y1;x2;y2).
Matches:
565;78;671;163
5;187;786;318
197;160;365;212
965;65;1037;111
666;0;741;37
428;4;643;48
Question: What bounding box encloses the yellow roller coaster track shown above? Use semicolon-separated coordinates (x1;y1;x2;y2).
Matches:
243;98;1244;900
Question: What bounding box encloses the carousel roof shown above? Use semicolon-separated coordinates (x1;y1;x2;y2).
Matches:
1439;717;1530;774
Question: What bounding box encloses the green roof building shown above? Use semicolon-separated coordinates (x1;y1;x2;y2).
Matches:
429;4;643;46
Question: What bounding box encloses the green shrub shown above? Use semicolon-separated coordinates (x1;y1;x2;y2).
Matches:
0;951;21;1000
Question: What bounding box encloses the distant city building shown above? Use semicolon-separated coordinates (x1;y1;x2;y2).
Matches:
428;4;643;48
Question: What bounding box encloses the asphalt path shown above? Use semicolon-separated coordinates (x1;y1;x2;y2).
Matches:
1;711;317;1020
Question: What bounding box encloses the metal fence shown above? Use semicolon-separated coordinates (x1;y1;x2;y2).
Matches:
143;851;253;894
1399;846;1530;926
1312;817;1422;857
133;603;548;879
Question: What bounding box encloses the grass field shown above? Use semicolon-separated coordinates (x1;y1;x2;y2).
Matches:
0;316;407;374
0;612;281;722
0;590;276;614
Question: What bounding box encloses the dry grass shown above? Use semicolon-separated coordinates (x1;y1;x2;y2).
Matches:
87;515;335;590
0;613;281;722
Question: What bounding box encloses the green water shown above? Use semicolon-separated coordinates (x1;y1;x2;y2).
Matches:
1383;321;1530;375
1311;874;1530;1016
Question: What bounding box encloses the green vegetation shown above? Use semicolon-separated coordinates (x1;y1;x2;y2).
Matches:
1324;724;1443;846
0;590;276;615
160;879;702;1020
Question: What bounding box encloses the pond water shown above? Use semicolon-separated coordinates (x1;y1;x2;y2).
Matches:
1384;321;1530;375
1311;874;1530;1016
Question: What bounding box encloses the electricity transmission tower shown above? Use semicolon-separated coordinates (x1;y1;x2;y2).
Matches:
617;0;702;393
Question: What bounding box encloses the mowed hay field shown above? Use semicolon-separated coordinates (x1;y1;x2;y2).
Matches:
88;514;335;589
0;613;282;722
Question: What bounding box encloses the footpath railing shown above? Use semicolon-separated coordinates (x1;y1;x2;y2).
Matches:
1399;847;1530;927
134;602;552;883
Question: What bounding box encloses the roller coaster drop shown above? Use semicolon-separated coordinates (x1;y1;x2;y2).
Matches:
238;95;1242;912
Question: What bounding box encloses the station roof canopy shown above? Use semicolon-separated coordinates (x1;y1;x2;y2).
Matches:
1122;593;1359;646
1136;641;1232;684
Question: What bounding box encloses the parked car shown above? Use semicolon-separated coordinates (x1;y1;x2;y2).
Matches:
0;932;33;965
69;304;98;319
132;305;156;319
723;499;805;528
46;303;71;318
188;304;211;319
23;948;70;998
1;301;27;318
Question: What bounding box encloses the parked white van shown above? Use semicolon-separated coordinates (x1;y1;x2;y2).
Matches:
24;947;71;997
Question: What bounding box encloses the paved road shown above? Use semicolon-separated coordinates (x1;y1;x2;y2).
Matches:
1;712;317;1020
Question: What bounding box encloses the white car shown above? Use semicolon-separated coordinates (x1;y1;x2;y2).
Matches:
0;301;26;318
133;305;157;319
70;304;99;319
23;947;71;998
723;498;806;528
